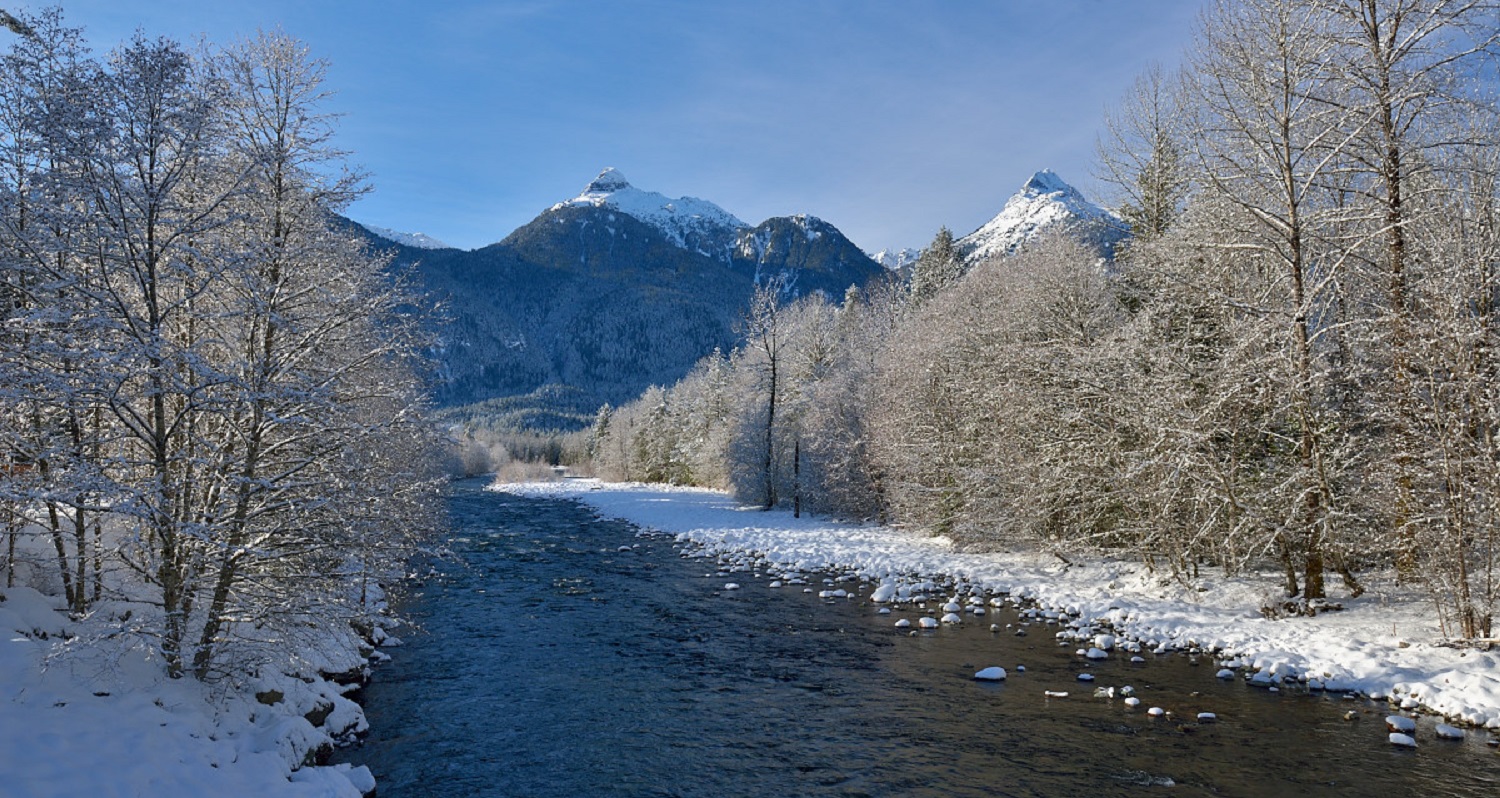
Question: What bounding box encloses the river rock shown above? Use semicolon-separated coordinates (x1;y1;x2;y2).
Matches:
1386;715;1416;733
1389;732;1417;748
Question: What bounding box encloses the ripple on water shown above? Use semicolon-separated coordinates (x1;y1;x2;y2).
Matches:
338;481;1500;798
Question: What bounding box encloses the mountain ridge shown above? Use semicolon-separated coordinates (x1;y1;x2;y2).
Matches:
360;169;886;426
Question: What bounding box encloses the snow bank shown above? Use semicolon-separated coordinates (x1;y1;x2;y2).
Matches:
500;479;1500;730
0;586;376;797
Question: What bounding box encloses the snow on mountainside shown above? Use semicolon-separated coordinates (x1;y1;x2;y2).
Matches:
869;247;921;271
554;167;748;259
358;223;452;250
958;170;1126;263
735;213;828;261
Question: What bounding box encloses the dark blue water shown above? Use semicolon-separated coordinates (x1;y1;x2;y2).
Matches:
339;480;1500;797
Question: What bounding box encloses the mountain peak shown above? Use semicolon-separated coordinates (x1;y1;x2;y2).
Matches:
584;167;631;195
552;169;747;258
958;169;1125;263
1023;169;1073;197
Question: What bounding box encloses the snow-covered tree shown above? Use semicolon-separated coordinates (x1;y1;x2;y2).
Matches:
0;15;440;678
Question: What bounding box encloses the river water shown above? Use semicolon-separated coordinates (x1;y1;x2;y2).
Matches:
338;480;1500;797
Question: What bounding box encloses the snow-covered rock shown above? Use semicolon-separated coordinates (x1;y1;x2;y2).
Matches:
1436;723;1466;740
1389;732;1418;748
974;667;1007;681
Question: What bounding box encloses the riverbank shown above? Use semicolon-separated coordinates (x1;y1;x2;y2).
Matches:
500;478;1500;733
0;585;383;797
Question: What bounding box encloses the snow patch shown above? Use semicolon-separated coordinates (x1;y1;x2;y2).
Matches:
358;222;453;250
554;168;747;257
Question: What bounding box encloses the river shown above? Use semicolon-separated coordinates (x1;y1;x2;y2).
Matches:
336;479;1500;797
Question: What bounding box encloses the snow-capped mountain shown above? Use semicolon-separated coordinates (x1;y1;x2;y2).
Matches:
358;223;453;250
958;170;1126;263
552;168;747;260
868;247;921;271
366;169;885;422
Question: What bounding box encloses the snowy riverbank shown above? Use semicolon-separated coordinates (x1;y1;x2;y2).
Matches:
0;587;383;798
501;478;1500;733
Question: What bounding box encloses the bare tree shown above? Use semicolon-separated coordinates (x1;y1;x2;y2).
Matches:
1181;0;1362;598
736;281;790;508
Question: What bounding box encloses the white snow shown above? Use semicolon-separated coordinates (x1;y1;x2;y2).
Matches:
1389;732;1418;748
0;586;372;798
499;479;1500;730
868;247;921;271
957;169;1123;264
974;667;1008;681
357;223;453;250
1436;723;1466;740
553;168;747;256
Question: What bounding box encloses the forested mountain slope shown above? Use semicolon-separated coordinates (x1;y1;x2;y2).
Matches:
359;170;886;428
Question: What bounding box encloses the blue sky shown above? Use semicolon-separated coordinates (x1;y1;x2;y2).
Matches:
25;1;1205;252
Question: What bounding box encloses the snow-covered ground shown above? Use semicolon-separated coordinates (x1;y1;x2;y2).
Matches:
500;479;1500;732
1;587;379;798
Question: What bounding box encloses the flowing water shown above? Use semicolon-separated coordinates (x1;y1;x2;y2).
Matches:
337;480;1500;797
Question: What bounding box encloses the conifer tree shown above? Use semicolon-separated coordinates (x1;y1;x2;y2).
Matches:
909;226;963;304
